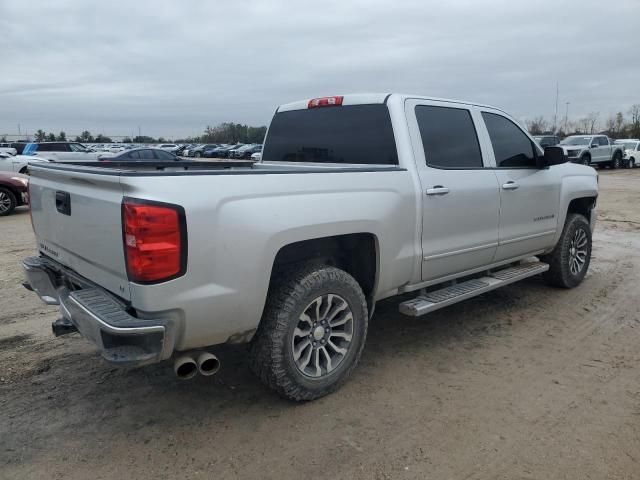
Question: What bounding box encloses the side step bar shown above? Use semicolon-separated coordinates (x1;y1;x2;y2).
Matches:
399;262;549;317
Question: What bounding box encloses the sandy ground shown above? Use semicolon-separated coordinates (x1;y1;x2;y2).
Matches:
1;170;639;479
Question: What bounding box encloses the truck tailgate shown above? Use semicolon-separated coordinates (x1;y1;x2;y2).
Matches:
28;166;130;300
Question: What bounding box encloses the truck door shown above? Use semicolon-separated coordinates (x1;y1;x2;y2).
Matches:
405;100;501;281
477;109;561;261
598;136;612;163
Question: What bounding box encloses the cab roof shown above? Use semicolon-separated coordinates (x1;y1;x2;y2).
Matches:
277;93;505;113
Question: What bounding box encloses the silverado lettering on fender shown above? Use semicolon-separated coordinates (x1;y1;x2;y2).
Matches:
23;93;598;401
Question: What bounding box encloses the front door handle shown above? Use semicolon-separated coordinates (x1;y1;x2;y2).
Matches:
426;186;450;196
502;181;519;190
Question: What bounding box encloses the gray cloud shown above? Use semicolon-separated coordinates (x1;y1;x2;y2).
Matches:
1;0;638;138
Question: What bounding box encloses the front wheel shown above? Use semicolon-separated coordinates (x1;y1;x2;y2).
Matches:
627;157;635;169
540;213;592;288
194;152;202;158
580;155;590;166
249;265;368;401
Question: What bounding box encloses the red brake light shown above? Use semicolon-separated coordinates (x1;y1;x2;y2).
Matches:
122;199;186;283
308;96;343;108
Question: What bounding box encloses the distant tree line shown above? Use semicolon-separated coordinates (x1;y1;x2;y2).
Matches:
20;122;268;145
526;104;640;139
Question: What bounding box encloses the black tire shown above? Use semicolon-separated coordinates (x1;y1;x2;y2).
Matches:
627;157;635;169
580;155;590;166
194;152;202;158
540;213;592;288
611;152;622;169
0;187;17;216
249;265;368;401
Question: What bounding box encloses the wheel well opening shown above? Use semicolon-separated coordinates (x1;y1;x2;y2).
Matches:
568;197;596;219
271;233;378;303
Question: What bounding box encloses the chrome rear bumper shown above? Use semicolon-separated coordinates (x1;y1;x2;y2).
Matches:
23;256;173;367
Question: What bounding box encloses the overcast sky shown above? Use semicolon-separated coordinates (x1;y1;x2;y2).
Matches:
1;0;638;139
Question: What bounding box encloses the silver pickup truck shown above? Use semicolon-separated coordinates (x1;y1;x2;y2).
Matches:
23;93;598;400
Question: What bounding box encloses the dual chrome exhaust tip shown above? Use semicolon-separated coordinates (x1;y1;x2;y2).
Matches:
174;352;221;380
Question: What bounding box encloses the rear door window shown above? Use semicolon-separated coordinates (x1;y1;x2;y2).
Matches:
262;104;398;164
482;112;537;168
154;150;175;160
138;149;155;160
415;105;483;168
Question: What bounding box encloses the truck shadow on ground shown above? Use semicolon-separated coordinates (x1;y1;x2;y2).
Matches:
3;276;555;465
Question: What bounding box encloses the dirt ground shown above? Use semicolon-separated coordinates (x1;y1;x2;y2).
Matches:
1;170;639;480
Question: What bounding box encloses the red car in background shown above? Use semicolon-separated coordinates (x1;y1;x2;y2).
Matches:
0;172;28;216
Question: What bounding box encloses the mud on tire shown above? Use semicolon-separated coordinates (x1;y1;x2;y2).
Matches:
540;213;592;288
249;265;368;401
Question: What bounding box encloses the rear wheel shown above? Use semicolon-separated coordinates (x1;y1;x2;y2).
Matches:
0;187;17;216
249;265;368;401
540;213;592;288
611;151;622;169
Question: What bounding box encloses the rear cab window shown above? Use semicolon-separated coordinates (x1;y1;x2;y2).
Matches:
415;105;483;169
262;104;398;165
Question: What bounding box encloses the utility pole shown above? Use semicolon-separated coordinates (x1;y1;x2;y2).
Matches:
564;102;570;133
138;125;141;140
553;82;559;133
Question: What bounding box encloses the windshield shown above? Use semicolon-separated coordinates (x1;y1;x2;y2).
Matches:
560;136;592;146
263;104;398;164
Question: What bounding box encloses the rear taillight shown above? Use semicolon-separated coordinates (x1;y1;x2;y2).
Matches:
308;96;343;108
122;198;186;283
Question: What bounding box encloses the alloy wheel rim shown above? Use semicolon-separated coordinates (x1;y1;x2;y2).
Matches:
0;192;10;213
291;293;354;378
569;228;588;276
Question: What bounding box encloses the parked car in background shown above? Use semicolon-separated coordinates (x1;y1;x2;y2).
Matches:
0;152;52;174
0;171;28;216
190;144;219;158
174;145;191;157
0;143;18;156
182;144;198;157
533;135;560;147
25;142;103;162
223;144;246;158
615;139;640;168
559;135;625;168
234;144;263;159
206;144;236;158
98;148;181;162
157;144;180;153
23;93;598;400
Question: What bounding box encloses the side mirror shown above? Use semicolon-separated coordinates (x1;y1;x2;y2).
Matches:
539;146;567;168
590;144;598;148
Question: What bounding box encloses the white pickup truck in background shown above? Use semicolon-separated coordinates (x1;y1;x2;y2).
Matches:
23;142;103;162
559;135;625;168
23;93;598;401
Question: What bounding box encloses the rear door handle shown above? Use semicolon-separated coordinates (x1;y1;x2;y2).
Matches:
426;186;450;196
502;181;519;190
